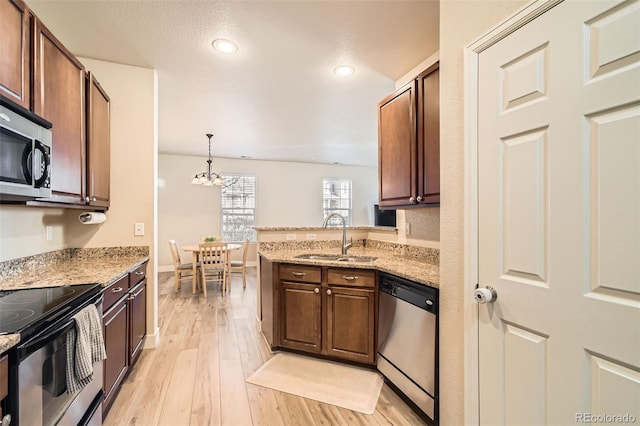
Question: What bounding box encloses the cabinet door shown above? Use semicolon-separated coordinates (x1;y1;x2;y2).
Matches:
103;297;128;414
33;18;86;204
417;62;440;204
326;286;375;364
0;0;30;109
378;80;416;207
280;281;321;353
128;279;146;365
86;72;110;207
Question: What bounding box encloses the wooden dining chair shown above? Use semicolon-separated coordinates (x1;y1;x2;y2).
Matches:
169;239;198;292
230;239;250;288
198;242;228;297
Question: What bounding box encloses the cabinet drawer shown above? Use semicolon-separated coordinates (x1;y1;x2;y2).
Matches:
129;262;148;287
0;355;7;400
103;274;128;311
328;268;375;288
280;264;321;283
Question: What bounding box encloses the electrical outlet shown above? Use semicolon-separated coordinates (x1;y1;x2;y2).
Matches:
405;222;411;236
306;233;317;240
286;233;297;240
134;222;145;236
46;226;53;241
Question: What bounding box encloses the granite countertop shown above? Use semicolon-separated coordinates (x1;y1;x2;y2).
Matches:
258;246;439;288
0;334;20;354
0;254;149;290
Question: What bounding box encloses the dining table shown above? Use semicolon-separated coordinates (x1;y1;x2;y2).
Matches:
181;243;242;293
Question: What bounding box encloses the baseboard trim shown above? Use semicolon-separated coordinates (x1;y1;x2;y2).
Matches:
143;326;160;349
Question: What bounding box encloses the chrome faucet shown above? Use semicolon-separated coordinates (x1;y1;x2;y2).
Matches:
322;213;352;256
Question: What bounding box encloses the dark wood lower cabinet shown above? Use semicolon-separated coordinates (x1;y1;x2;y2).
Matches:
280;281;322;353
272;262;377;365
102;297;128;413
128;279;146;365
102;262;147;418
326;286;376;364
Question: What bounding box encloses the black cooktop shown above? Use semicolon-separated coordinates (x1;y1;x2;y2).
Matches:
0;283;100;337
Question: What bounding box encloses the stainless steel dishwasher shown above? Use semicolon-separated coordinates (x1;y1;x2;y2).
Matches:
377;272;438;424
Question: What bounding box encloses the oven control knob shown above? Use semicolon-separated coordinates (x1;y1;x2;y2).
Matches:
474;286;497;304
2;414;11;426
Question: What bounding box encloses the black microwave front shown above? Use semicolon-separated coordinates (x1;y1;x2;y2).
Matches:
0;105;52;200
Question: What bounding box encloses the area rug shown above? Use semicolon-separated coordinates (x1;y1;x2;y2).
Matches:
246;352;384;414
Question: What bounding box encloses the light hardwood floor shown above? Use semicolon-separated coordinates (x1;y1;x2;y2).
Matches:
104;270;427;426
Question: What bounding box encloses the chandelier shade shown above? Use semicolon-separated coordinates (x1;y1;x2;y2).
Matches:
191;133;226;187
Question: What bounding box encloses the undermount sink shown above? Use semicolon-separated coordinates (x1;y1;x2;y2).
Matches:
294;254;377;263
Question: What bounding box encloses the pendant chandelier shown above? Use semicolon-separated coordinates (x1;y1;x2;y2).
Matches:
190;133;225;186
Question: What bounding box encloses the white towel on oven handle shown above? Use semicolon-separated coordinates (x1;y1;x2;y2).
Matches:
65;303;107;394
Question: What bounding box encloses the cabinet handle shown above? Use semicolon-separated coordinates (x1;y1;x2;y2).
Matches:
409;196;416;204
111;287;124;293
84;196;90;203
128;295;135;301
291;271;306;277
342;275;358;281
327;289;332;295
135;271;144;275
416;195;423;202
314;288;319;294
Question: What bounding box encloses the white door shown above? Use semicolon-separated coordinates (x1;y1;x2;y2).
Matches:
477;0;640;424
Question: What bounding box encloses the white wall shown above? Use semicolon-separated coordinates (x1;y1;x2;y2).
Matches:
439;1;527;424
157;154;377;268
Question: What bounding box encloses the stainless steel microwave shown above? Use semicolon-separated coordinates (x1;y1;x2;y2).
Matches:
0;105;52;200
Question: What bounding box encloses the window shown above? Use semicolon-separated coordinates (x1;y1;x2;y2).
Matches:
221;175;257;242
323;178;352;226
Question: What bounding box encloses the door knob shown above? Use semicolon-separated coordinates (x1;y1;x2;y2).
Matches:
314;288;319;294
327;289;332;295
474;286;497;304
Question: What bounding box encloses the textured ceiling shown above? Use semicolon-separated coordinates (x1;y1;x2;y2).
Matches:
28;1;439;167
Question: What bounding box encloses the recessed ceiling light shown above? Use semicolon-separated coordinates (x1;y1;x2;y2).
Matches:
333;65;355;76
212;39;238;54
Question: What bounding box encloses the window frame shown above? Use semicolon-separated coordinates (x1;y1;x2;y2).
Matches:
220;174;257;243
322;177;353;226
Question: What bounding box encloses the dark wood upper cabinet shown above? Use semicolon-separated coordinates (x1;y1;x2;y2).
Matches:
33;17;86;204
417;63;440;204
378;61;440;208
86;72;110;208
378;81;416;207
0;0;31;109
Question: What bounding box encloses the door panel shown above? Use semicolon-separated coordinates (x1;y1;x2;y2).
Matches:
477;0;640;424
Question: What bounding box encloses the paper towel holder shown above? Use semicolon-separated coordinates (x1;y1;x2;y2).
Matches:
78;212;107;224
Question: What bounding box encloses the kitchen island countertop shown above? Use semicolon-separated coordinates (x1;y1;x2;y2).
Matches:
258;246;439;288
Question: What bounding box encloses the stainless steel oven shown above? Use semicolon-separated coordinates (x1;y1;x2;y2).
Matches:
1;284;103;426
0;104;52;200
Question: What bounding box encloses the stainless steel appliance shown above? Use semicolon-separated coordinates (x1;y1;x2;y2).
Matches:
0;284;104;425
0;104;52;200
377;272;438;424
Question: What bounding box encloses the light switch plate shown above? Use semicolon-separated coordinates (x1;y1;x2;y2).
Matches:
306;233;317;240
134;222;145;236
405;222;411;236
46;226;53;241
286;233;297;240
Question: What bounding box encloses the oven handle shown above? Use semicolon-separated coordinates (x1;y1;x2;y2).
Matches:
17;294;104;360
